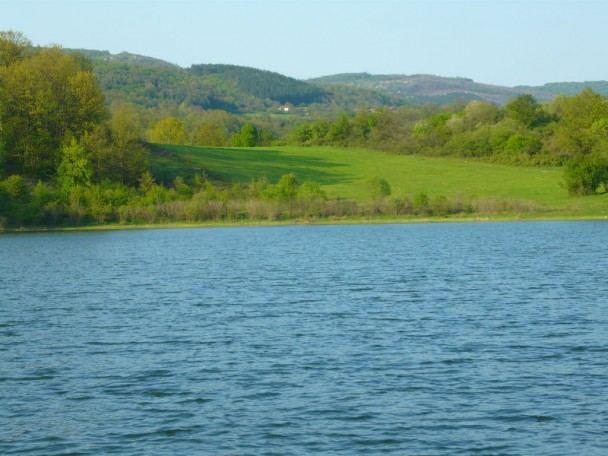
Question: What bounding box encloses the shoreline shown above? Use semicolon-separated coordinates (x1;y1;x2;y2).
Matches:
2;212;607;234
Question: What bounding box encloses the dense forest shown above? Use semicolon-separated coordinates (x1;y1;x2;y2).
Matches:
1;31;607;229
189;64;328;105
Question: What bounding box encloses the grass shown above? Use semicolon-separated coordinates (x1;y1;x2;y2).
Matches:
150;144;608;218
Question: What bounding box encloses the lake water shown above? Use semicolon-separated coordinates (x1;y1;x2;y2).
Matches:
1;221;607;455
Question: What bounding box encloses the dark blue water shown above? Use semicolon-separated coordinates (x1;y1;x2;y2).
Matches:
1;221;607;455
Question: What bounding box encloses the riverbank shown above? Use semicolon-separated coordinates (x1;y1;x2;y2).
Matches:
2;211;607;234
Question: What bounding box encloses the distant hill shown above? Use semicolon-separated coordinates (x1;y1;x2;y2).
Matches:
515;81;608;98
309;73;525;105
65;49;179;68
308;73;608;106
66;49;608;112
68;49;403;113
188;64;327;105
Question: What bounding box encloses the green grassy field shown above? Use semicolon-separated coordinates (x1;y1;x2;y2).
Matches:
150;144;608;218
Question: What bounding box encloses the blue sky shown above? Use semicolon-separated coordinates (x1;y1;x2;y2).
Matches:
2;0;606;86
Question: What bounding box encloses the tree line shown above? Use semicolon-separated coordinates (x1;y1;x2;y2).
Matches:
142;89;608;195
284;91;608;195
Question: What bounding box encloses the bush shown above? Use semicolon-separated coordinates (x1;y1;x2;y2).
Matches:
563;153;608;196
412;192;430;215
365;176;391;200
1;175;28;199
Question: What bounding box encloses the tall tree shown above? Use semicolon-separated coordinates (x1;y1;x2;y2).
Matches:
0;30;31;67
551;88;608;155
0;40;105;177
149;117;187;144
505;94;547;128
108;105;148;184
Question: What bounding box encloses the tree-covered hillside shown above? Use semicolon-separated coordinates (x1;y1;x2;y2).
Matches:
66;48;608;113
188;64;327;105
309;73;608;106
75;53;400;114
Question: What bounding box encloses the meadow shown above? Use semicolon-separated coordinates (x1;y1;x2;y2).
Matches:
150;145;608;219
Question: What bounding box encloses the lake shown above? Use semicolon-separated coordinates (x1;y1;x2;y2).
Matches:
1;221;607;455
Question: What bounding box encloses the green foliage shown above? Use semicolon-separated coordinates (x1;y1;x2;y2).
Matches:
138;170;156;192
562;152;608;196
107;105;149;184
326;114;352;144
273;173;299;201
57;139;93;195
0;31;31;67
0;43;105;177
189;64;327;105
505;94;548;128
232;123;259;147
297;181;327;203
149;117;187;145
1;174;28;199
173;176;193;199
194;122;229;146
365;176;392;199
412;192;430;215
551;88;608;155
502;134;542;156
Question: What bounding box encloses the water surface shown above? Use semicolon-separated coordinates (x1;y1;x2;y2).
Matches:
1;222;607;455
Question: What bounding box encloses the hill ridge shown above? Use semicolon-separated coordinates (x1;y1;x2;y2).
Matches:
68;48;608;109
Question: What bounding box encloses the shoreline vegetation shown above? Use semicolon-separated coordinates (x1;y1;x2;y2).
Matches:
2;209;607;234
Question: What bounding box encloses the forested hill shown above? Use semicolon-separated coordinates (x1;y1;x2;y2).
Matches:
188;64;327;105
67;49;608;112
69;50;395;112
308;73;608;106
66;49;180;68
516;81;608;97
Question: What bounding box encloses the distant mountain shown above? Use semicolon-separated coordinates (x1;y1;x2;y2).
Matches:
309;73;524;105
65;49;179;68
68;49;402;113
515;81;608;98
66;49;608;112
308;73;608;106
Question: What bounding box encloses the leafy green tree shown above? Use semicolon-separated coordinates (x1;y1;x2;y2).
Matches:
297;180;327;202
464;100;500;128
232;123;259;147
365;176;391;200
326;114;352;144
149;117;188;144
1;174;28;199
563;152;608;195
138;170;156;192
274;173;299;201
551;89;608;155
194;122;229;146
57;139;93;196
412;192;430;215
0;30;31;67
109;105;149;184
0;43;105;177
503;134;542;156
505;94;548;128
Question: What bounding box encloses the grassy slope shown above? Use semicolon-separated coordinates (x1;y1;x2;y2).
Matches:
150;145;608;218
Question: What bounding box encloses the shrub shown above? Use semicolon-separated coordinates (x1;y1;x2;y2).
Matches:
412;192;430;215
365;176;391;200
563;153;608;196
1;175;28;199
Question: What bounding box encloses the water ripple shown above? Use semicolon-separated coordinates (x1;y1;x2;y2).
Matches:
1;222;608;455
